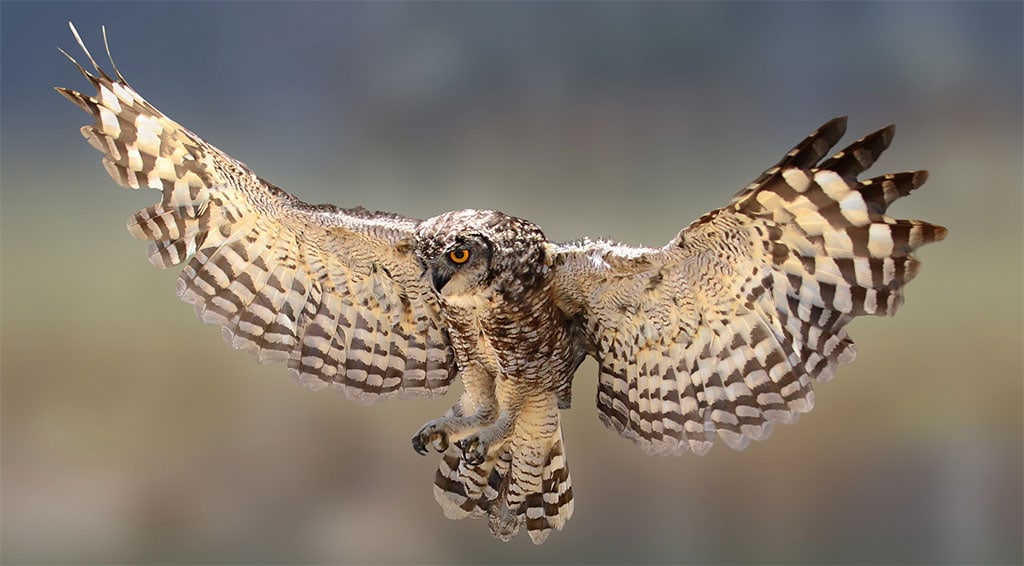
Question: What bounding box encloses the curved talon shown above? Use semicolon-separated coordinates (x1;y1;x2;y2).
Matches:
456;436;486;466
411;434;430;455
412;422;449;455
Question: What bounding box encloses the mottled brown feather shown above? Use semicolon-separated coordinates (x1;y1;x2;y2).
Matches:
61;24;946;546
552;118;946;456
58;24;456;402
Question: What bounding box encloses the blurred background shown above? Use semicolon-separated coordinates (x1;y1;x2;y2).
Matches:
2;2;1021;564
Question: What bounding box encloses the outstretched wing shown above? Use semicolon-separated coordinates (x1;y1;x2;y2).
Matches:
57;24;455;402
552;117;946;456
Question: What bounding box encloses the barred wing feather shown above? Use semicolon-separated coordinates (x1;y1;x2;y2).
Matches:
57;25;455;401
552;117;946;455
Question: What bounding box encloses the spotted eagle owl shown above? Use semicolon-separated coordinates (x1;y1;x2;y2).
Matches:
57;25;947;544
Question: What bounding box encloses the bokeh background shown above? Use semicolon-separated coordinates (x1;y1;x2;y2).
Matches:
2;2;1021;564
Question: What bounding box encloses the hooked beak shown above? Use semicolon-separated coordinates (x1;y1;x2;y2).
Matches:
431;268;452;292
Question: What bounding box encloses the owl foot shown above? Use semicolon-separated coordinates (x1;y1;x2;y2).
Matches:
454;413;513;465
412;421;450;455
455;435;487;466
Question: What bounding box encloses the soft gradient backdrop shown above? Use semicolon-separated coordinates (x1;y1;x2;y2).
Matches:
2;2;1021;564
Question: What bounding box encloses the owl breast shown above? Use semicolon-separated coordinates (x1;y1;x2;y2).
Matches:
439;287;581;406
438;292;506;379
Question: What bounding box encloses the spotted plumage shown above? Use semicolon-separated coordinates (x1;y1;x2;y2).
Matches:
58;24;946;545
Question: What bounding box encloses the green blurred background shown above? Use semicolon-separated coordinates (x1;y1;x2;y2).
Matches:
2;2;1021;564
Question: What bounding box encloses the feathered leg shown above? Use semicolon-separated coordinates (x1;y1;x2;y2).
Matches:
433;391;574;544
412;362;497;454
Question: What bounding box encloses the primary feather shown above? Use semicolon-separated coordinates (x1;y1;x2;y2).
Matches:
551;117;946;456
59;24;945;544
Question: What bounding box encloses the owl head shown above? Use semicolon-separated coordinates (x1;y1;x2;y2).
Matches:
415;209;549;298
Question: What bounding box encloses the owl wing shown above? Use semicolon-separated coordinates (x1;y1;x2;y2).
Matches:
551;117;946;455
57;25;455;402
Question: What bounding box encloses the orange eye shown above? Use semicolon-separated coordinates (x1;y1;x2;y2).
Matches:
448;248;471;264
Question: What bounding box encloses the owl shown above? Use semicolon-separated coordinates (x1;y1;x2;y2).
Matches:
57;25;946;545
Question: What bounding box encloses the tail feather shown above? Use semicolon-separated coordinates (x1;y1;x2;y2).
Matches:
523;435;573;544
433;413;573;544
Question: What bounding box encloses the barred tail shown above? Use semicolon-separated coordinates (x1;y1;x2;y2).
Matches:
434;411;573;544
